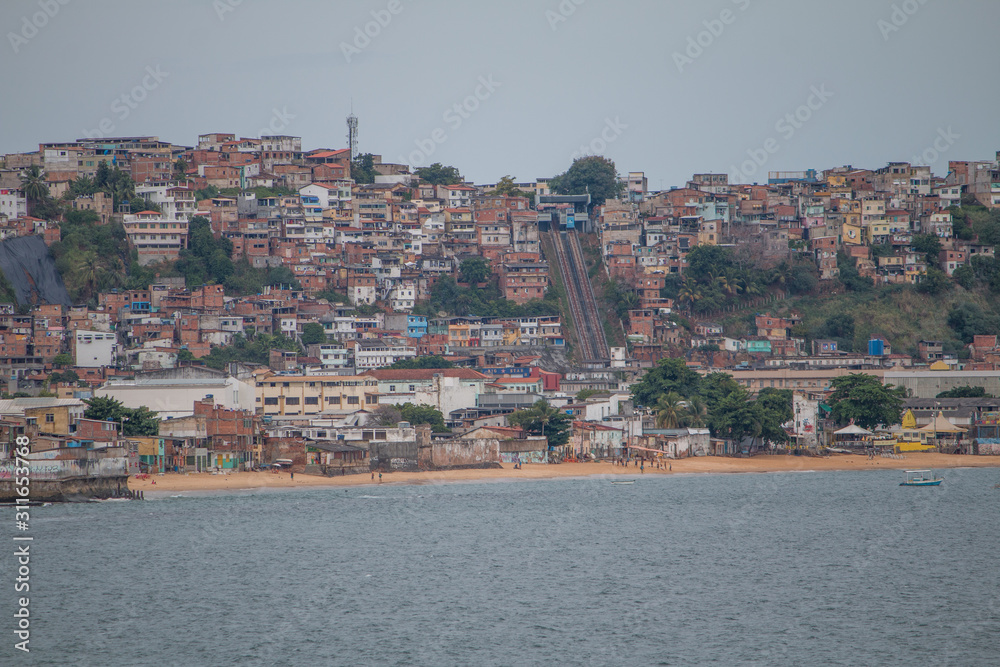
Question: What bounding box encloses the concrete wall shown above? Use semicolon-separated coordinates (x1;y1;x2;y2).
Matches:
420;437;500;469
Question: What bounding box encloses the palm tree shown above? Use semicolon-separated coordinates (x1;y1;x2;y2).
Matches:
682;396;707;428
655;392;685;429
20;165;49;215
677;282;702;312
73;252;104;298
69;175;97;197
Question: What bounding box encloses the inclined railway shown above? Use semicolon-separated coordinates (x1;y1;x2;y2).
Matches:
548;228;609;362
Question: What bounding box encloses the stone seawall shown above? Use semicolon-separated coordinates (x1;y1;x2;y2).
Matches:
0;475;131;502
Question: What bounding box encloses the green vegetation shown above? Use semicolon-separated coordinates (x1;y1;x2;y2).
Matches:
315;289;349;304
83;396;159;436
414;163;463;186
389;355;453;370
575;389;601;401
487;175;534;203
300;322;326;346
673;245;816;314
415;274;559;319
936;386;992;398
827;373;906;430
195;331;301;370
371;403;451;432
49;209;154;303
176;217;302;295
548;155;623;208
350;153;378;184
508;399;570;448
459;257;490;285
399;403;450;432
631;358;793;450
950;200;1000;243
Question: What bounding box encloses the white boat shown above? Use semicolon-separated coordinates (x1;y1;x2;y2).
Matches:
611;480;635;485
900;470;942;486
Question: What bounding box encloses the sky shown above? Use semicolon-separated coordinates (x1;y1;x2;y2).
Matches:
2;0;999;189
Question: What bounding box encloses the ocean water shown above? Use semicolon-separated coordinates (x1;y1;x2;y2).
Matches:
4;468;1000;666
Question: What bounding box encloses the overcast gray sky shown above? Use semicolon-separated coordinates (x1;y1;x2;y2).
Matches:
2;0;998;188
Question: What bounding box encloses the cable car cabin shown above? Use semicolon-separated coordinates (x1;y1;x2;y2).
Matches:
564;213;575;230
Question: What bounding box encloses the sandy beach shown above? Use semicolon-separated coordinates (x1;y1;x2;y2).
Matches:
129;453;1000;494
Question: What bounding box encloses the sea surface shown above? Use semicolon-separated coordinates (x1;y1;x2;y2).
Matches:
3;468;999;666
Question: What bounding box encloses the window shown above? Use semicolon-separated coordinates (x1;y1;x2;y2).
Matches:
326;396;340;404
264;397;278;406
46;413;54;423
285;397;300;406
347;396;360;405
305;396;318;405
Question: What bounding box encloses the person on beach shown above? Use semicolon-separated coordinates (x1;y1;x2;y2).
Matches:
640;462;644;473
378;472;383;482
371;472;375;480
290;471;294;480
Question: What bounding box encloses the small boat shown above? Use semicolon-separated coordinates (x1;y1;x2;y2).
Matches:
611;480;635;485
900;470;943;486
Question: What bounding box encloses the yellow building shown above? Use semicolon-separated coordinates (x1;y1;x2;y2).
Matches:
256;374;379;417
842;223;863;245
24;405;77;436
447;322;472;348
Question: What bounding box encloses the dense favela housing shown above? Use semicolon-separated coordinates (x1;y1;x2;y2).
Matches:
4;128;1000;494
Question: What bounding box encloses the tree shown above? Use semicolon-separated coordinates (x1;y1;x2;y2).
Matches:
937;386;991;398
371;404;403;426
548;155;623;208
389;355;453;370
911;233;943;267
19;165;50;215
414;163;463;186
300;322;326;346
488;175;533;202
350;153;378;184
173;158;188;181
948;303;998;344
916;267;952;296
176;349;195;363
83;396;159;436
654;392;685;429
459;257;490;285
398;403;449;433
508;400;570;448
630;357;703;408
53;353;73;367
827;373;906;430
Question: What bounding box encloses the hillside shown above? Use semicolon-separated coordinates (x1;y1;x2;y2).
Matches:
715;284;1000;358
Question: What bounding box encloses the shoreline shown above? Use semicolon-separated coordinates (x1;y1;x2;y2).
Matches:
130;453;1000;495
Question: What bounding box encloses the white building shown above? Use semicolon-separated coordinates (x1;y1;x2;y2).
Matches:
354;340;416;370
96;368;256;419
73;330;117;368
0;188;27;220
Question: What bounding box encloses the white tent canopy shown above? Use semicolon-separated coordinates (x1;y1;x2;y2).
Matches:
833;424;874;436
